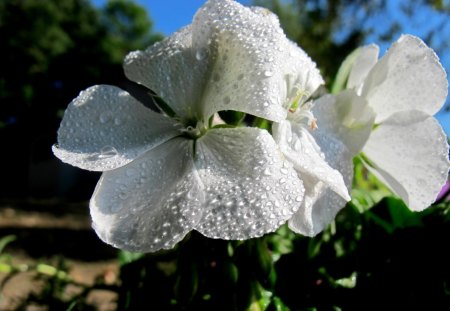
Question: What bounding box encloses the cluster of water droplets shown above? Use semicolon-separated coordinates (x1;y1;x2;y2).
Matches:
193;129;304;240
190;0;290;122
54;85;180;172
363;113;450;211
91;139;206;252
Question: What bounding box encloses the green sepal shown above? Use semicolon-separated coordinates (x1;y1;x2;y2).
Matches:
150;93;177;118
219;110;246;125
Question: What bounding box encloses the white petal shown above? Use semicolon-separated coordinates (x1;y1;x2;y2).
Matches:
313;90;375;155
281;40;324;110
288;177;326;236
301;135;354;236
194;127;304;239
192;0;291;121
362;35;448;123
53;85;179;171
285;129;354;236
124;26;208;120
363;110;450;211
90;138;205;252
273;120;350;201
347;44;379;91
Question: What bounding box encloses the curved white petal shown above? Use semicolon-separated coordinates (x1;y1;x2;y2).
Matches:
192;0;293;121
288;177;326;236
53;85;179;171
124;26;208;120
125;0;323;123
361;35;448;123
284;129;354;236
363;110;450;211
347;44;379;91
300;134;354;236
273;120;350;201
313;90;375;155
194;127;304;239
90;138;204;252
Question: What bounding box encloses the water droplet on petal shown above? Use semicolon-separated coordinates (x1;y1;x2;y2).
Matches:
126;168;136;177
99;112;111;123
98;146;118;159
264;70;273;77
114;117;123;125
195;48;208;60
263;168;272;176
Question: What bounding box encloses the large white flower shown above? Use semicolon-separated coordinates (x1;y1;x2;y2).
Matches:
339;35;449;212
271;42;354;236
53;0;306;252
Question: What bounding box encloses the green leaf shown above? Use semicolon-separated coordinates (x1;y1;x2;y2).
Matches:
334;272;357;288
174;262;199;304
252;117;271;131
218;110;246;125
247;282;272;311
118;250;145;265
0;235;16;254
269;296;291;311
386;197;423;229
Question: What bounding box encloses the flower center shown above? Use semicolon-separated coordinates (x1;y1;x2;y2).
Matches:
180;120;207;139
289;100;318;131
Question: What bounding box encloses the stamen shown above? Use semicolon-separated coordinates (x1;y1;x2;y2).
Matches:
289;85;311;112
309;118;318;131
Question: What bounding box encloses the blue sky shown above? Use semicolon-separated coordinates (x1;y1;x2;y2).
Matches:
93;0;249;35
92;0;449;134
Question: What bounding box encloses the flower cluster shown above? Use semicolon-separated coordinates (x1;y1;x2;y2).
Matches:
53;0;449;252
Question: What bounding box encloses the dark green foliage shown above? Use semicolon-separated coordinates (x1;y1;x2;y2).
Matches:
0;0;161;198
102;199;450;310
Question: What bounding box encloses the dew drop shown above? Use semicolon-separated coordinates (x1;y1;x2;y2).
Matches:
99;112;111;123
195;48;208;60
263;168;272;176
264;70;273;77
223;96;231;105
98;145;118;159
126;168;136;177
114;117;123;126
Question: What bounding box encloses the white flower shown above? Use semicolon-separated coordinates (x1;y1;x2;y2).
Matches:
303;89;375;235
335;34;449;212
271;42;353;236
53;0;306;252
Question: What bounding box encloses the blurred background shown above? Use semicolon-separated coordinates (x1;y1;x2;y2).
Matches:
0;0;449;310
